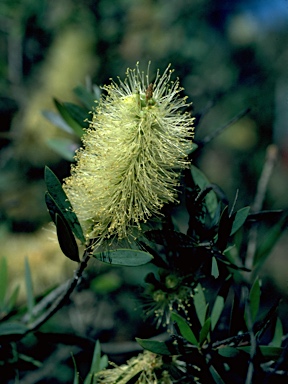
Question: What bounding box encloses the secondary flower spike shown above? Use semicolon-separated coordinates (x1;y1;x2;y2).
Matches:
63;63;194;246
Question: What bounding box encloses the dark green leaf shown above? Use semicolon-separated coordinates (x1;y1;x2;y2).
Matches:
217;206;233;252
230;206;250;236
191;165;218;218
270;317;283;348
211;257;219;279
248;277;261;324
92;249;153;266
209;365;226;384
144;230;194;248
171;312;198;346
194;283;207;326
25;257;35;317
211;296;224;331
73;84;99;110
56;214;80;262
54;98;84;137
45;166;85;243
135;338;171;355
45;191;67;228
238;346;283;360
199;317;211;346
46;138;78;161
84;340;108;384
217;346;240;358
63;102;89;128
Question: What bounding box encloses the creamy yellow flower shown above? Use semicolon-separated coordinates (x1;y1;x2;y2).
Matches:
63;63;194;247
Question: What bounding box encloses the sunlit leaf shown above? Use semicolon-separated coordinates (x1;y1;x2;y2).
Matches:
92;249;153;266
171;312;198;346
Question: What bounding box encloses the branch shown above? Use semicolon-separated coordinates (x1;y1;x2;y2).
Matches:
193;108;250;152
245;145;278;270
26;251;91;333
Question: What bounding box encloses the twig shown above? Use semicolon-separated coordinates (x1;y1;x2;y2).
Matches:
245;145;278;270
22;280;71;324
26;251;91;333
195;108;250;150
243;286;257;384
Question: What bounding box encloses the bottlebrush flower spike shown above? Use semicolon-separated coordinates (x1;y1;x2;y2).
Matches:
63;63;194;247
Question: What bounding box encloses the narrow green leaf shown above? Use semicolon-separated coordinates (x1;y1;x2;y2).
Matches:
56;214;80;262
211;296;224;331
194;283;207;326
92;249;153;266
42;110;74;134
45;166;85;243
0;322;28;336
0;257;8;307
199;317;211;346
171;312;198;346
254;214;287;268
25;257;35;317
7;285;20;313
135;338;171;355
230;206;250;235
249;277;261;324
54;98;84;137
217;346;240;358
270;317;283;347
46;138;77;161
71;353;80;384
211;257;219;279
209;365;226;384
190;165;218;218
217;206;233;252
238;346;283;360
63;102;89;128
73;84;98;110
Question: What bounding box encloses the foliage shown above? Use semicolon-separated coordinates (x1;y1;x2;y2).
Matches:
0;77;287;383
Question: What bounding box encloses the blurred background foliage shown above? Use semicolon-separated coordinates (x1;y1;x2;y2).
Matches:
0;0;288;359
